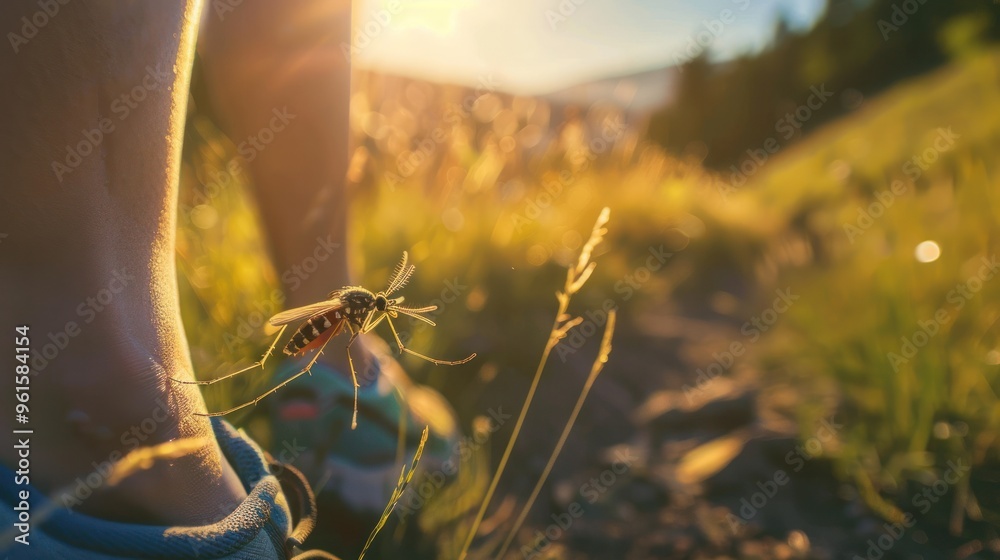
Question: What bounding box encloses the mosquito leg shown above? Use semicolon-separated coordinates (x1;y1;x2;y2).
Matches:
337;312;392;430
362;311;386;334
384;315;476;365
176;325;288;385
360;309;375;333
344;328;361;430
196;330;331;417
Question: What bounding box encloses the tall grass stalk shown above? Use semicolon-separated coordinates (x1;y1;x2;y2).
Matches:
458;207;611;559
359;426;428;560
494;309;616;559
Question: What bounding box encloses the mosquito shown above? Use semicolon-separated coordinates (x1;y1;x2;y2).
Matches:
180;252;475;429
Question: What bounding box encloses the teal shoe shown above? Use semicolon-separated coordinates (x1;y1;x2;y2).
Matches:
264;344;460;516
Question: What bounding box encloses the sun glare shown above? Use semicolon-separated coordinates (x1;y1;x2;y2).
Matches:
914;240;941;263
377;0;471;35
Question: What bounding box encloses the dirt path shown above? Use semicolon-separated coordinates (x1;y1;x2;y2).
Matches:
470;311;998;559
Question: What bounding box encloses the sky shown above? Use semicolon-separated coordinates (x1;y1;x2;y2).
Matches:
352;0;827;95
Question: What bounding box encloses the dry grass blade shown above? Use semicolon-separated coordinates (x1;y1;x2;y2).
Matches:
573;207;610;279
458;207;611;560
553;317;584;340
568;262;597;295
105;438;209;486
359;426;429;560
494;310;616;559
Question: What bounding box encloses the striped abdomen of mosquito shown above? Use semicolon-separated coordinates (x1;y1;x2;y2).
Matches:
281;288;378;356
283;311;341;356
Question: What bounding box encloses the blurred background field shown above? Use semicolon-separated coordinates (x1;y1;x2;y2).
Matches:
176;1;1000;558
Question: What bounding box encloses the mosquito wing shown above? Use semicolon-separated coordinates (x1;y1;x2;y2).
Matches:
268;298;342;326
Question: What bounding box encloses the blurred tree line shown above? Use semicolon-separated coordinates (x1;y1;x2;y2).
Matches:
647;0;1000;170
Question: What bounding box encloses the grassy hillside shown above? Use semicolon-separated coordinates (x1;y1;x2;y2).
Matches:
744;49;1000;526
175;47;1000;555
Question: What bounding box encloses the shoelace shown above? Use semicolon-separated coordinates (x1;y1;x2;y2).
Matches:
267;455;341;560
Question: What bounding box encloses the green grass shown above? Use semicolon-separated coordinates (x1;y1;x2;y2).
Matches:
746;49;1000;521
176;48;1000;554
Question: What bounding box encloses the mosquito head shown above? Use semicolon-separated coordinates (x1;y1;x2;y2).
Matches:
374;294;388;311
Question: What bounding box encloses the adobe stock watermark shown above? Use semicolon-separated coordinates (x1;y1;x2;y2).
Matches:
511;116;626;232
844;127;958;243
672;0;752;67
81;436;306;560
521;449;637;559
186;437;307;558
58;397;176;509
51;64;172;183
887;255;998;372
7;0;71;54
179;158;244;220
222;235;340;351
683;287;799;403
544;0;589;30
341;0;402;62
211;0;241;20
29;269;134;372
878;0;931;41
395;277;468;350
242;438;307;488
557;245;674;362
727;416;842;533
279;236;341;293
180;109;295;221
395;406;512;521
384;75;499;190
851;459;970;560
236;107;295;163
718;85;834;198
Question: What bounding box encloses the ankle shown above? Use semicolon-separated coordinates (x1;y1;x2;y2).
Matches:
1;306;248;525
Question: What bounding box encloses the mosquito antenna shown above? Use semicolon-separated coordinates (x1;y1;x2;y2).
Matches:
392;306;438;326
384;252;409;292
386;264;416;295
397;304;436;314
